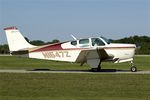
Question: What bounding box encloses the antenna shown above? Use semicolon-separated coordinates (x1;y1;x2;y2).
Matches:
71;34;77;40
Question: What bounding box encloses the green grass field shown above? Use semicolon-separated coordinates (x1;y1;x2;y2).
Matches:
0;73;150;100
0;55;150;100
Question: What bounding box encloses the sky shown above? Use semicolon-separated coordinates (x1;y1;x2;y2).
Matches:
0;0;150;44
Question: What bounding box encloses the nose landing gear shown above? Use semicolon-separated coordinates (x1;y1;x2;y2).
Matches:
131;66;137;72
130;61;137;72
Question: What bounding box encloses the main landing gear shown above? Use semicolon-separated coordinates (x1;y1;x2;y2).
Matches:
130;61;137;72
91;62;101;72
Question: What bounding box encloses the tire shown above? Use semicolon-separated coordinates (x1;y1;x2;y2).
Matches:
91;62;101;72
91;67;101;72
130;66;137;72
91;68;98;72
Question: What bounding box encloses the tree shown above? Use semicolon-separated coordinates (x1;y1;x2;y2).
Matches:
30;40;45;46
46;39;60;44
0;44;9;54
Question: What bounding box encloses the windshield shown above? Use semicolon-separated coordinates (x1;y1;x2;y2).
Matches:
92;38;105;46
101;37;111;44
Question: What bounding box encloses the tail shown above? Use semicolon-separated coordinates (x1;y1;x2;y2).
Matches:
4;26;35;52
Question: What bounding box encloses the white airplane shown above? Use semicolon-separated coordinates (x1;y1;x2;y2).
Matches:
4;26;137;72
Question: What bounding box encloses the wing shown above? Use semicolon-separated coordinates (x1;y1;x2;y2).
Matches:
76;48;113;68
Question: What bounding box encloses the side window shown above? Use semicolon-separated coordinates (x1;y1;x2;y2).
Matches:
79;39;89;47
71;41;77;46
79;39;89;44
92;38;105;46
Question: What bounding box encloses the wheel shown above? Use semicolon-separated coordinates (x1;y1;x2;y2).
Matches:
91;62;101;72
91;67;101;72
91;68;98;72
97;66;101;71
130;66;137;72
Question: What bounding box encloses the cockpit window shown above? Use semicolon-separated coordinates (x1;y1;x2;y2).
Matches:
71;41;77;46
79;39;89;44
101;37;111;44
92;38;105;46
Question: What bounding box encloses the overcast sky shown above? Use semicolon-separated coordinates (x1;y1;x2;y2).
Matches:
0;0;150;44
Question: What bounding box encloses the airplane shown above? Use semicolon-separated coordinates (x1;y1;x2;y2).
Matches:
4;26;137;72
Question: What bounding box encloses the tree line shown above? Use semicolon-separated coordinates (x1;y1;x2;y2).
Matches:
0;35;150;54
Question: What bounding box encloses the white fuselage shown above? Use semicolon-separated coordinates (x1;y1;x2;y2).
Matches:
28;37;136;64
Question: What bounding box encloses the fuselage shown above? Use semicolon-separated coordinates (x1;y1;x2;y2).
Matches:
28;37;136;63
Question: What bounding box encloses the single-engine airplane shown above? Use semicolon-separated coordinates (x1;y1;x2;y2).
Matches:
4;26;137;72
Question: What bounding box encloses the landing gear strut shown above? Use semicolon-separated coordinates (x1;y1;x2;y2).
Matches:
130;61;137;72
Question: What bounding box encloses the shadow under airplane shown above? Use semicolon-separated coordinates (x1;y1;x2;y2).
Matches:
28;68;136;72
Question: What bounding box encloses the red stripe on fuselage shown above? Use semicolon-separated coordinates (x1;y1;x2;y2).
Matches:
32;43;63;52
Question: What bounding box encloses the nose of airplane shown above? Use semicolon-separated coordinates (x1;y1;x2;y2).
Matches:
128;44;136;48
127;43;136;47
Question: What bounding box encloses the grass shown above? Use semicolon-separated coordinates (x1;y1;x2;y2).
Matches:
0;73;150;100
0;55;150;100
0;55;149;71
